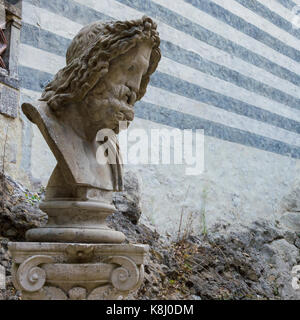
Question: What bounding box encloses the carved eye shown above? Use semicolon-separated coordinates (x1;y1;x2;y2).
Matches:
128;65;135;72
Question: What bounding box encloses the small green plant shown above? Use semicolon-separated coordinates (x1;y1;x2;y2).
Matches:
25;193;41;206
184;262;193;270
181;210;197;241
200;187;208;236
273;283;280;296
177;185;192;242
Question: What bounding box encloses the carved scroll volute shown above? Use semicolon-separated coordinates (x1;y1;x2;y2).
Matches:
105;256;143;292
15;255;54;292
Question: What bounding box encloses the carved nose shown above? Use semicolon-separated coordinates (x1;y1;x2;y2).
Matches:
126;73;143;95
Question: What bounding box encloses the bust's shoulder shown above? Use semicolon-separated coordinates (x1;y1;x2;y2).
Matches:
22;100;50;124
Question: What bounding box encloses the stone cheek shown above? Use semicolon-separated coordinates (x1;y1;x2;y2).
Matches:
0;83;18;118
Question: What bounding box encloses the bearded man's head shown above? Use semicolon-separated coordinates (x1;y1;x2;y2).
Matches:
40;16;161;134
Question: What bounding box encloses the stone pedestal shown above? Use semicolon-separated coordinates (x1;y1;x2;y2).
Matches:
8;183;149;300
9;193;148;300
9;242;148;300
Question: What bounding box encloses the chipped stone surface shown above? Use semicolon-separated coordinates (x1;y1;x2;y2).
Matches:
113;170;142;224
0;84;18;118
0;172;47;240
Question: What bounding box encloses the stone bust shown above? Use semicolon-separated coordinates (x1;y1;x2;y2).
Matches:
22;16;161;200
10;18;158;297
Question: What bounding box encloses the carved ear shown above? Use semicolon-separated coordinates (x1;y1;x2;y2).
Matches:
22;103;37;124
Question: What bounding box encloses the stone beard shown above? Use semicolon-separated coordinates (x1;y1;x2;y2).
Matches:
22;16;161;195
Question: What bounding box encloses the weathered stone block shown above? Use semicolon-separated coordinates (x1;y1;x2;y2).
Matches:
0;84;18;117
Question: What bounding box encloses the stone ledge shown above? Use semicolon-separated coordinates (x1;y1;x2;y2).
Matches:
9;242;149;265
0;73;19;90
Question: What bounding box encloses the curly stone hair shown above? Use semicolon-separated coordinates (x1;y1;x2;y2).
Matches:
40;16;161;112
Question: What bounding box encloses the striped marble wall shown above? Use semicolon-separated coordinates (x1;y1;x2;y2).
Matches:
18;0;300;234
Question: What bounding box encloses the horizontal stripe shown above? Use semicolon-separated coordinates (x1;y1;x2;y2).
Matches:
151;0;300;91
151;71;300;133
135;101;300;159
19;83;300;159
24;0;110;26
23;0;300;87
236;0;300;39
160;42;300;107
206;0;300;57
117;0;300;72
20;21;300;109
159;57;300;117
19;44;65;75
157;0;300;75
275;0;298;10
21;23;71;57
18;65;300;142
22;2;82;40
18;44;300;126
158;23;300;95
257;0;299;23
143;86;300;147
19;66;54;92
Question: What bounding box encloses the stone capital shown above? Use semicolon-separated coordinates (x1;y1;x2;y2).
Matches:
9;242;149;300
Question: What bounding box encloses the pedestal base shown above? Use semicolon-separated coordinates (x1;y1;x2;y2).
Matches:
9;242;148;300
26;227;125;244
25;200;126;244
